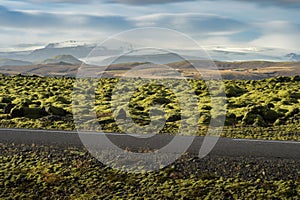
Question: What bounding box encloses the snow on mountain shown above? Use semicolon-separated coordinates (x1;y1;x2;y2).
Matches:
26;40;123;62
0;41;299;64
44;40;94;49
207;46;260;53
178;46;294;62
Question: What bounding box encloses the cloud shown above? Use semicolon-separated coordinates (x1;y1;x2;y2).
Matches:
132;13;246;36
14;0;93;3
232;0;300;8
107;0;196;5
10;0;196;5
0;5;136;48
5;0;300;9
0;7;247;37
250;21;300;49
133;13;247;39
0;6;133;31
0;1;299;50
12;0;300;8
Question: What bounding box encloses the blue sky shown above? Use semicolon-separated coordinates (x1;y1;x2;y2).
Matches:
0;0;300;50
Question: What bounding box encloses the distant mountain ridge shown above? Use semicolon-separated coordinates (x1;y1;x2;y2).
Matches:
100;53;201;65
42;55;83;65
285;53;300;61
0;40;300;64
0;58;32;67
27;45;94;62
0;59;299;80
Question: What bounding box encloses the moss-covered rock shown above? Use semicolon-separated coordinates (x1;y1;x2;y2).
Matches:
225;85;247;97
244;105;279;125
167;114;181;122
10;106;25;118
199;113;211;125
4;103;15;114
292;75;300;81
0;97;13;103
249;105;266;114
0;103;6;109
56;96;71;104
47;106;67;116
153;97;172;105
0;114;9;119
285;108;299;118
12;98;32;107
253;115;267;127
225;113;237;126
23;107;48;119
273;118;285;126
200;105;212;111
262;109;279;123
242;112;258;125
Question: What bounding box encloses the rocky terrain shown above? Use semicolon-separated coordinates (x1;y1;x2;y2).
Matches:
0;142;299;199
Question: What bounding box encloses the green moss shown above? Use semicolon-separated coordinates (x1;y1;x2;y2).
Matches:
0;74;299;140
0;143;299;199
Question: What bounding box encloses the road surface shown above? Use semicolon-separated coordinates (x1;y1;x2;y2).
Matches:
0;128;299;159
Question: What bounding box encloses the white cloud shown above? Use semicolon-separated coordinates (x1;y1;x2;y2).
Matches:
133;13;246;36
0;6;133;30
0;0;299;51
250;21;300;50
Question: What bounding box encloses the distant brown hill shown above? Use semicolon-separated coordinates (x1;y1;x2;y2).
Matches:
167;60;300;80
0;60;299;80
42;55;83;65
0;63;79;77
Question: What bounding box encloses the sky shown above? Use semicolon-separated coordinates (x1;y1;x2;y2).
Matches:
0;0;300;51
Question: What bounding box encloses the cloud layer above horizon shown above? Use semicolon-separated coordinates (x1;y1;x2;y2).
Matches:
0;0;299;50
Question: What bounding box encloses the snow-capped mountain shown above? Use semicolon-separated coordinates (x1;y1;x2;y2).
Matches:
44;40;93;49
0;40;300;65
26;43;95;62
186;46;295;62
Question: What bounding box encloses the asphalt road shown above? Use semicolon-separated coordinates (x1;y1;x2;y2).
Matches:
0;128;299;159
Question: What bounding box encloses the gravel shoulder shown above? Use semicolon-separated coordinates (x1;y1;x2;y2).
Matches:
0;129;299;199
